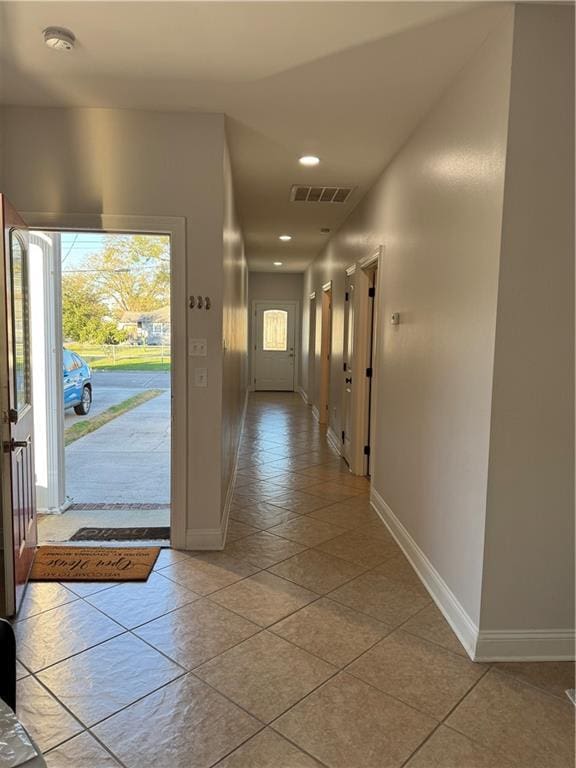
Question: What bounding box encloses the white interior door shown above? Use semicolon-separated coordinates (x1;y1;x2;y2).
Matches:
253;301;296;391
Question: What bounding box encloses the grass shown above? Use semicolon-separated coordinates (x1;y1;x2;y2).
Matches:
67;344;171;372
64;389;164;446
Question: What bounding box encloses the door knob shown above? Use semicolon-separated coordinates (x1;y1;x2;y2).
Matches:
3;438;30;453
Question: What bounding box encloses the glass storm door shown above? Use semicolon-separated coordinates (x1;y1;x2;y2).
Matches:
0;195;36;616
253;302;296;391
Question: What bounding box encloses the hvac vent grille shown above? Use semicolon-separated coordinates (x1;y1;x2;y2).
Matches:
290;185;354;204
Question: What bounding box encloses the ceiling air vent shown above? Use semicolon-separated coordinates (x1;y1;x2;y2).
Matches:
290;185;354;204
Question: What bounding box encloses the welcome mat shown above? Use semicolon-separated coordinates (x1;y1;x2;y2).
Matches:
30;546;160;581
70;526;170;542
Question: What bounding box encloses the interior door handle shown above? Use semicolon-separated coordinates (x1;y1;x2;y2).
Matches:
345;377;352;384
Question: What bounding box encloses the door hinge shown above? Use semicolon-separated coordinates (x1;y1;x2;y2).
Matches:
364;445;371;456
366;367;373;378
341;430;345;443
368;286;376;298
345;291;349;302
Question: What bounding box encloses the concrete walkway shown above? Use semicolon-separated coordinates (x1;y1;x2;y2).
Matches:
65;388;171;505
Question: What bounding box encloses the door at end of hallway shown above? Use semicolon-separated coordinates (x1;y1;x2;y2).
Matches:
252;301;297;391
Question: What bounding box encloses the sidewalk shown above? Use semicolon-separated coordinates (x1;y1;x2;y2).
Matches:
65;390;170;505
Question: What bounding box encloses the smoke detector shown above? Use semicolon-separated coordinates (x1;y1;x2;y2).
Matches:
43;27;76;51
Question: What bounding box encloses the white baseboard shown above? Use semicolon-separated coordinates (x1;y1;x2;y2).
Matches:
326;426;342;456
296;386;309;405
370;488;575;662
371;488;479;660
311;405;320;422
475;630;575;661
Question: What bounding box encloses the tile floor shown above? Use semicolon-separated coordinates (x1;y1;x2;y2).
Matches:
13;393;575;767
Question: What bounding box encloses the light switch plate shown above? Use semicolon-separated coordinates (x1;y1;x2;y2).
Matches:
189;338;207;356
194;367;208;387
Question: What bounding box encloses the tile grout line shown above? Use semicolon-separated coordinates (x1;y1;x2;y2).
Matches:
397;665;495;768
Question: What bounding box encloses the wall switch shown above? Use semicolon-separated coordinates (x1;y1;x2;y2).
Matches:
194;367;208;387
189;338;207;357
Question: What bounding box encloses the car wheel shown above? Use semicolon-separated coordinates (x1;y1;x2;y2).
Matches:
74;386;92;415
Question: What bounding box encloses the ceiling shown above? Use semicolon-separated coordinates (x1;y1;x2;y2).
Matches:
0;2;505;272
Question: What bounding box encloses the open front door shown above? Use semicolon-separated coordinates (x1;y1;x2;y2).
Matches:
0;195;36;616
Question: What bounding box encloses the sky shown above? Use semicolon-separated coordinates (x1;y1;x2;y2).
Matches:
60;232;108;273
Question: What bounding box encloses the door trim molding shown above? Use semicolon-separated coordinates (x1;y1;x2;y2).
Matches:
24;212;187;550
348;245;383;475
250;299;299;392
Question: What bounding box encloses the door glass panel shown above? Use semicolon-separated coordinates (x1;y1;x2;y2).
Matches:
263;309;288;351
10;233;31;412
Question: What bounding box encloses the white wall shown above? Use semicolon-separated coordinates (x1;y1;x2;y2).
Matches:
303;13;514;634
479;4;574;644
221;139;248;514
302;3;574;659
0;106;248;547
248;271;303;390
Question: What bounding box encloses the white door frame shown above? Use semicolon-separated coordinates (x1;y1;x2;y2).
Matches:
23;212;187;550
318;282;332;425
250;299;299;391
341;264;357;464
306;291;316;404
349;246;383;476
29;231;66;514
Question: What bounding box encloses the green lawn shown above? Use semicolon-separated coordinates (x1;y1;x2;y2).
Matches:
67;344;171;372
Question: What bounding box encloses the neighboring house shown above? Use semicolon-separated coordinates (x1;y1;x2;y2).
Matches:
118;306;170;345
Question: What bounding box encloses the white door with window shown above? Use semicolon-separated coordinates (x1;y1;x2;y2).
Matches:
253;301;296;391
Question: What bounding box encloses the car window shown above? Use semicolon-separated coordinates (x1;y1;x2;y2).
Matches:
72;353;84;370
63;350;74;371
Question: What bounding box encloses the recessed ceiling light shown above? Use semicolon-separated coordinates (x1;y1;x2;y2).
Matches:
278;235;292;241
274;262;283;266
299;155;320;167
43;27;75;50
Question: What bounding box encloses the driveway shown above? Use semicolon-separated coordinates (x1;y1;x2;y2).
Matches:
64;370;170;425
65;371;170;505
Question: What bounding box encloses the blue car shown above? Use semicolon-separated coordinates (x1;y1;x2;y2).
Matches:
63;349;93;415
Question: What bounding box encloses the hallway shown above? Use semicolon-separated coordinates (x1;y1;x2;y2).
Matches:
13;394;574;767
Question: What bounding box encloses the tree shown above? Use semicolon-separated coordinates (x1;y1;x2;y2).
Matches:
62;275;128;344
86;234;170;317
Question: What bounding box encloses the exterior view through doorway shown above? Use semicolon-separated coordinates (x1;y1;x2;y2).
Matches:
30;229;172;548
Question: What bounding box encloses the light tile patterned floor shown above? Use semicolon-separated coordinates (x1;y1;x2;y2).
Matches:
13;393;575;767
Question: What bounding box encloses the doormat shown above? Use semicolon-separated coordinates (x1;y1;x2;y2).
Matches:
69;526;171;542
30;546;160;581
